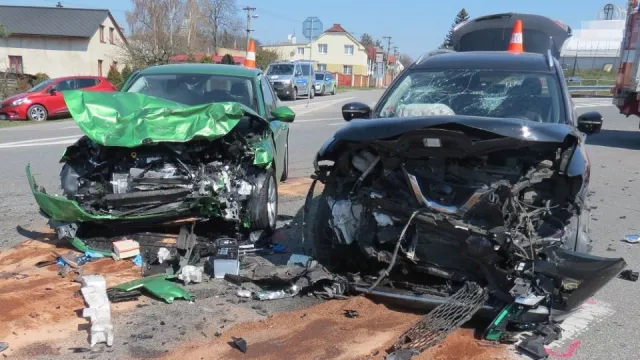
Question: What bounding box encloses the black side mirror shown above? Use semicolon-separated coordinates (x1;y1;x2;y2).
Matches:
342;102;371;121
577;111;603;134
48;87;57;94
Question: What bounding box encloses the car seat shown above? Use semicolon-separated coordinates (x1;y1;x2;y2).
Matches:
230;82;250;107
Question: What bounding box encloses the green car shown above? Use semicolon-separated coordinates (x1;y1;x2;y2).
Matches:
27;64;295;235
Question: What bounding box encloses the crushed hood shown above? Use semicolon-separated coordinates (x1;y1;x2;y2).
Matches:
62;90;268;148
334;116;579;143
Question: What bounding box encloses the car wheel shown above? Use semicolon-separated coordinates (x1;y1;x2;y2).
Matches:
292;87;298;100
27;105;48;121
321;86;326;96
248;168;278;234
280;135;289;182
331;86;336;95
309;87;315;99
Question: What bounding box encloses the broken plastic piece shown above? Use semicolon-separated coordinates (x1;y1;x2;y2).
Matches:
232;337;247;353
80;275;114;347
623;234;640;244
255;285;299;300
373;211;394;227
619;269;639;282
0;342;7;353
237;289;252;298
132;254;143;267
344;309;359;318
385;348;419;360
224;273;251;286
69;237;112;257
178;265;204;284
327;197;363;245
287;254;312;267
112;274;194;304
157;247;171;264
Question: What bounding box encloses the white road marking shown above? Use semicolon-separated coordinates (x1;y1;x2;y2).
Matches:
292;97;356;116
547;299;614;349
293;118;343;124
0;135;81;149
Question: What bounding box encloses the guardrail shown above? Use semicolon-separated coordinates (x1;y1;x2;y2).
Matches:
566;79;614;95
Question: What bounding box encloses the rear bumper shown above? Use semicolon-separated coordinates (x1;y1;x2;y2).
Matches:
0;104;28;120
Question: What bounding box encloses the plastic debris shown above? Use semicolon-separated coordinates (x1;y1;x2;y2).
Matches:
69;237;112;257
178;265;204;284
80;275;114;347
344;309;359;318
157;247;171;264
0;342;8;353
271;244;286;253
232;337;248;353
76;250;105;266
385;348;419;360
287;254;312;267
237;289;252;298
255;285;299;301
132;254;143;267
112;274;194;304
623;235;640;244
619;269;639;282
373;211;394;227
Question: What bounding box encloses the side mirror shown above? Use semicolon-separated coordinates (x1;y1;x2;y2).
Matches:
342;102;371;121
48;87;57;95
577;111;603;134
271;106;295;123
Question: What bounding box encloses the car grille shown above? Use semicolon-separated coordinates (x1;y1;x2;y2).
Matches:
272;82;283;86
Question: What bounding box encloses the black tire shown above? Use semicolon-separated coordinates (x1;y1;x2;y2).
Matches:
280;135;289;182
331;86;336;95
292;87;298;100
321;86;326;96
248;168;278;234
27;104;48;121
309;86;315;99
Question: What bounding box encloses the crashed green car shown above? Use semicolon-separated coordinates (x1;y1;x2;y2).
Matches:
27;64;295;233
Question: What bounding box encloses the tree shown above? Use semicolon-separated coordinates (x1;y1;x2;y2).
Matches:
397;53;414;66
0;23;8;38
256;48;279;70
122;0;188;67
34;73;50;85
374;39;383;48
200;55;214;63
198;0;240;49
107;66;124;89
186;53;197;62
441;8;469;49
359;33;374;47
220;53;235;64
121;64;133;82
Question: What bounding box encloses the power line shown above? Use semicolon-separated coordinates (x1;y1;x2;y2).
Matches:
242;6;257;54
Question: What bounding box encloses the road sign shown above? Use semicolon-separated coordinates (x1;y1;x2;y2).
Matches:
302;17;323;41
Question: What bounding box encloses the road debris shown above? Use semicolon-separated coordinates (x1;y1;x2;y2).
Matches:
111;274;194;304
236;289;252;298
80;275;114;347
344;309;359;318
232;337;248;353
623;234;640;244
0;342;8;353
177;265;204;284
619;269;639;282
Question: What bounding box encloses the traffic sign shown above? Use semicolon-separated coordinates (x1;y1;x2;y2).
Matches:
302;17;323;40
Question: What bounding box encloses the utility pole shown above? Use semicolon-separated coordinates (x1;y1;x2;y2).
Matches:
243;6;257;54
382;36;392;84
392;46;399;80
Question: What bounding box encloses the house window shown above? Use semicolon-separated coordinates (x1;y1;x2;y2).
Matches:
109;28;114;44
343;65;353;75
98;59;103;76
318;44;328;54
297;47;304;55
111;61;118;70
100;25;105;43
344;45;354;55
317;64;327;71
8;56;23;74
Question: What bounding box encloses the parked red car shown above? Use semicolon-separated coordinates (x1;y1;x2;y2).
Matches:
0;76;117;121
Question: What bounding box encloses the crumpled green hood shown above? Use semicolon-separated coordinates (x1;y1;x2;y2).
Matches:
63;90;268;148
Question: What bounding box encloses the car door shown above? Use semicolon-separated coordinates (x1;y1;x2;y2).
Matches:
259;75;287;179
48;78;76;115
294;64;307;94
325;73;335;92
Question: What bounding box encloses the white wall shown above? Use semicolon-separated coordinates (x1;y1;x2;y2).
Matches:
0;15;125;78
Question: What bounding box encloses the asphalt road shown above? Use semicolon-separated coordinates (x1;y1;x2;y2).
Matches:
1;92;639;359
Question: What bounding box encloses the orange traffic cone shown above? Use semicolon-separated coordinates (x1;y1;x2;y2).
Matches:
244;40;256;68
508;19;524;53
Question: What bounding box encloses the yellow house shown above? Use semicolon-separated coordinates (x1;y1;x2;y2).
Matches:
263;24;371;76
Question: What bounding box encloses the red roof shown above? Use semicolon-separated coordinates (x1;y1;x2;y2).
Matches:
388;55;397;63
325;24;348;33
169;53;246;64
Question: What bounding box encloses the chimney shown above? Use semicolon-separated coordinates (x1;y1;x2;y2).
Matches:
56;1;63;7
291;35;296;44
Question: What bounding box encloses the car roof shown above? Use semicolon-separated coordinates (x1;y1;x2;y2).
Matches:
55;75;104;80
139;63;261;78
414;51;552;72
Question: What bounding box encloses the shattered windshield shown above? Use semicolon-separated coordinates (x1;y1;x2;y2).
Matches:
125;73;255;109
377;69;565;123
29;79;53;93
267;64;295;75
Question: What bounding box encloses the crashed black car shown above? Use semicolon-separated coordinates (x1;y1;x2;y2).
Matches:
304;49;625;348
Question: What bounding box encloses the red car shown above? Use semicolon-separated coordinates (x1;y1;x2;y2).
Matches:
0;76;117;121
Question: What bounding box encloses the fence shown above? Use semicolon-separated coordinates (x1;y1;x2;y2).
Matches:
330;73;374;88
566;78;615;95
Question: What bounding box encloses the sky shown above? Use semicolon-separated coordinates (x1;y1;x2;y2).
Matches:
0;0;627;58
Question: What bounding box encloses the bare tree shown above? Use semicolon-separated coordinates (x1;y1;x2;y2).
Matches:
122;0;187;67
198;0;240;50
398;53;414;66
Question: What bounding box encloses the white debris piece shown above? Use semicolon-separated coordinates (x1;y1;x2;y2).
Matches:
373;212;394;227
237;289;252;298
80;275;114;347
178;265;204;284
157;247;171;264
236;180;253;196
327;197;362;245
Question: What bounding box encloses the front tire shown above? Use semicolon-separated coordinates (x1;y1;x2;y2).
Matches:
248;169;278;234
331;86;336;95
321;86;326;96
309;87;315;99
27;105;48;121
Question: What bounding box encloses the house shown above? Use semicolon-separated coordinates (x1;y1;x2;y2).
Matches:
263;24;371;76
0;5;126;78
169;47;247;64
